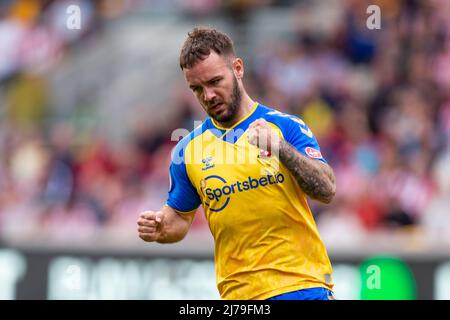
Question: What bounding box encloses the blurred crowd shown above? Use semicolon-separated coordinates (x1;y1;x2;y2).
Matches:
1;0;450;247
252;0;450;248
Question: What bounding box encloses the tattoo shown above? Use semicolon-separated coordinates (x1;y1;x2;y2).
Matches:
278;140;336;203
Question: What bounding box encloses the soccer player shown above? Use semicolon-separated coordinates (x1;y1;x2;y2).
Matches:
137;27;336;300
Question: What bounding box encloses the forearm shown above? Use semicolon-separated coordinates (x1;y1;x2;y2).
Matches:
157;206;195;244
278;140;336;203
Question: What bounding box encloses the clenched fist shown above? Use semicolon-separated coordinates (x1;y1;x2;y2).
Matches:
137;210;164;242
248;118;280;153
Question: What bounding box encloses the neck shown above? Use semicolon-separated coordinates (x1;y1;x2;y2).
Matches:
214;93;255;129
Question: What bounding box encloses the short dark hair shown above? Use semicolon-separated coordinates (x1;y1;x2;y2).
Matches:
179;27;236;70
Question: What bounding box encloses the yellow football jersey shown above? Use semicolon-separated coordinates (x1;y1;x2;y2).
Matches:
167;103;333;300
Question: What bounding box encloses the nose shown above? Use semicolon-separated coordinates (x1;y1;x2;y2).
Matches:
203;87;217;103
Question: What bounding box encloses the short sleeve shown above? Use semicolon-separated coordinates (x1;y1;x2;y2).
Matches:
284;116;327;163
166;141;201;213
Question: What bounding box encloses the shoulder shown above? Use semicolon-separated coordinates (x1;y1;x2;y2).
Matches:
259;104;305;125
257;104;311;138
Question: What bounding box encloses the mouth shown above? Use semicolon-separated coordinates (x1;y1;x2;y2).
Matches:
209;103;223;112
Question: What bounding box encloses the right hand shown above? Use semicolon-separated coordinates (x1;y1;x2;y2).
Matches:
137;210;164;242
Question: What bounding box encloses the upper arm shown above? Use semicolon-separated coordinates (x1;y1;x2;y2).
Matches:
266;110;336;202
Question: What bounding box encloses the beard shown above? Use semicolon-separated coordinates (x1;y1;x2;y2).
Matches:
207;75;242;124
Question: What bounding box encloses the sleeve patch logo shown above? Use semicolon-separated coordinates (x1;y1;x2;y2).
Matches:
305;147;322;159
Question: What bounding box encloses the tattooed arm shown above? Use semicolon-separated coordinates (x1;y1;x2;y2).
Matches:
278;139;336;204
248;118;336;204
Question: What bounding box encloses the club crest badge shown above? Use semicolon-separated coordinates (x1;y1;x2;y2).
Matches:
258;149;272;158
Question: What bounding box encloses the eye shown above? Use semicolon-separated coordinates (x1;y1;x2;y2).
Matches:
191;86;202;93
211;78;220;85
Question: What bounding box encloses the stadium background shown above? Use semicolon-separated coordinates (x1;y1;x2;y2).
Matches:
0;0;449;299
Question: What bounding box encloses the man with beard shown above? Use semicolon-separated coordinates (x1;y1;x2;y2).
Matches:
137;27;336;300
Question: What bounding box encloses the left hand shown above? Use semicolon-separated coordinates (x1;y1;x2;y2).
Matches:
248;118;280;153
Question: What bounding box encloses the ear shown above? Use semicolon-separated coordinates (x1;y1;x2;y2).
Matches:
232;58;244;79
